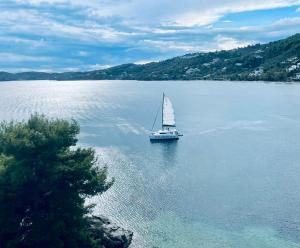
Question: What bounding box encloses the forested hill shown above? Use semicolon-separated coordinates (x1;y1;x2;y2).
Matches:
1;34;300;82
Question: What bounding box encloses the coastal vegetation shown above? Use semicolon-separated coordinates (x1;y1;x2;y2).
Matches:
1;34;300;82
0;114;132;248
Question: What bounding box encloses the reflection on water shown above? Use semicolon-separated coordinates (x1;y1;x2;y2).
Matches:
150;140;179;167
1;80;300;248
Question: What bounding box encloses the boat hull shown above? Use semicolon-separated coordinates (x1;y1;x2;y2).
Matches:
149;131;179;141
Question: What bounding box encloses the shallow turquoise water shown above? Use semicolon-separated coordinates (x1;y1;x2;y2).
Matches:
1;80;300;248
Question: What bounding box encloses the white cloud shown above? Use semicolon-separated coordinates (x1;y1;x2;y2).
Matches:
171;0;300;26
0;52;52;62
134;59;155;65
275;16;300;25
12;0;300;27
84;64;113;71
0;9;132;44
214;36;253;50
0;36;46;48
141;40;203;53
3;0;300;71
0;67;54;73
139;36;254;54
6;1;300;43
0;66;82;73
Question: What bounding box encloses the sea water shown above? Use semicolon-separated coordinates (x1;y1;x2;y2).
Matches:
0;80;300;248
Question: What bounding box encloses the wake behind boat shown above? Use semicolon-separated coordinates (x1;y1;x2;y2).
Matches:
150;93;183;141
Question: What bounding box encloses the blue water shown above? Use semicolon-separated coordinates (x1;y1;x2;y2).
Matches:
1;80;300;248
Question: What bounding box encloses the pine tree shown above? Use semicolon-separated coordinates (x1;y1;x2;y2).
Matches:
0;114;112;248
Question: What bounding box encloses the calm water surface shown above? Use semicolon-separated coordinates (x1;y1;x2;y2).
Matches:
1;80;300;248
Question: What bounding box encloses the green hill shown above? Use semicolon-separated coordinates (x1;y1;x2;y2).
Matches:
1;34;300;82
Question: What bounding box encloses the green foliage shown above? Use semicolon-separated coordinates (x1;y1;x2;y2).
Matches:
1;33;300;82
0;114;112;248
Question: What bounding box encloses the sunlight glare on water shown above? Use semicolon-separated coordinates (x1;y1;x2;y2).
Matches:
1;80;300;248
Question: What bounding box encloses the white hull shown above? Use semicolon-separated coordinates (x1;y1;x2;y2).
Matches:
149;130;180;141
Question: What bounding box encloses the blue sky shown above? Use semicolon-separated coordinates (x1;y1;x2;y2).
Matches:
1;0;300;72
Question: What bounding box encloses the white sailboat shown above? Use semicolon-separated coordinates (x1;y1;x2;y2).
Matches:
149;93;182;141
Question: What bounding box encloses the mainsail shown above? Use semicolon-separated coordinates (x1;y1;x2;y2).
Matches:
162;95;175;127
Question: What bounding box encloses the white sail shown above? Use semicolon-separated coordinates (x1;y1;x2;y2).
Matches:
163;96;175;126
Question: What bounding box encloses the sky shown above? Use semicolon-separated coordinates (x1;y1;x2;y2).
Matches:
1;0;300;72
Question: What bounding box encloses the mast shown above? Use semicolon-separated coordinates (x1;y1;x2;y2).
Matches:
162;92;164;130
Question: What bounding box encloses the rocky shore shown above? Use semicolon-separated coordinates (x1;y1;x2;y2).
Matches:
89;216;133;248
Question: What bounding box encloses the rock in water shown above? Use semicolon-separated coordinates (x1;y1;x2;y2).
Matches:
88;215;133;248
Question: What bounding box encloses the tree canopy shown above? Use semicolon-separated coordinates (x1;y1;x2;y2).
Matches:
0;114;113;248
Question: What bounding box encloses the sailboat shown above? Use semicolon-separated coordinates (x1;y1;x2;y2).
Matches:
149;93;182;141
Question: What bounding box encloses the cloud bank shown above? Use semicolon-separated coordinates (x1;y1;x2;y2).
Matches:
1;0;300;71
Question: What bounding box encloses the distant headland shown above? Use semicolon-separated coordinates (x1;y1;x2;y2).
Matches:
1;34;300;82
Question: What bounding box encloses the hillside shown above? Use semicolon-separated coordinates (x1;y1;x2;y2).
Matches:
1;34;300;82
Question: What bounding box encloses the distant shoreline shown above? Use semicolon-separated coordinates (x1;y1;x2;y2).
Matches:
1;33;300;82
1;79;299;84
